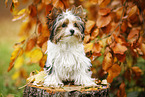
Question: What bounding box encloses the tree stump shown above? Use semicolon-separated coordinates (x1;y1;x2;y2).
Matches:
23;84;109;97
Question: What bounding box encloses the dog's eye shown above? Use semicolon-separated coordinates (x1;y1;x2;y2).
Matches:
74;23;77;27
62;23;67;27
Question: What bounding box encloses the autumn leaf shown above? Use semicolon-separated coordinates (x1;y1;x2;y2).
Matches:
90;28;99;40
131;66;142;77
14;56;24;69
107;64;121;83
112;43;127;54
102;52;113;71
96;14;111;28
25;36;37;52
85;20;96;34
98;8;111;16
99;0;111;7
52;0;64;9
42;0;52;5
84;34;90;43
117;82;126;97
84;42;93;53
92;42;102;54
12;8;30;21
29;4;37;18
127;28;139;40
29;48;43;63
8;47;23;72
39;54;47;68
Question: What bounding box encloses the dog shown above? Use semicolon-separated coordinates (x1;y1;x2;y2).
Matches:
43;5;96;87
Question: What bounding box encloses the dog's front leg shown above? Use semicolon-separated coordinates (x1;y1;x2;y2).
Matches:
74;71;96;87
44;72;64;87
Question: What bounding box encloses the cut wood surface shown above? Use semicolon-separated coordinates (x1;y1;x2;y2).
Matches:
23;84;109;97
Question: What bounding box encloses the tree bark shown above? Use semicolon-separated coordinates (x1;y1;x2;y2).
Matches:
23;84;109;97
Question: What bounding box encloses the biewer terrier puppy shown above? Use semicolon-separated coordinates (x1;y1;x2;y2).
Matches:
44;6;96;87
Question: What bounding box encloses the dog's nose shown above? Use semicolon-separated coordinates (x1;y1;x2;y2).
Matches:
70;29;75;35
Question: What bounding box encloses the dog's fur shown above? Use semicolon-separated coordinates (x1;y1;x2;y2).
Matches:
44;6;96;87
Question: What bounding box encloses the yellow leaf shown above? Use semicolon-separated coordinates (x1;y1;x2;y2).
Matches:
84;43;93;53
12;71;19;80
14;56;24;69
30;48;43;63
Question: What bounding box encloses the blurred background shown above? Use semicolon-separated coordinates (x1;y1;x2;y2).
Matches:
0;1;40;96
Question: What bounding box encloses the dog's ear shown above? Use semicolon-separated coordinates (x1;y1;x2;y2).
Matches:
47;7;63;28
73;5;87;22
52;7;63;19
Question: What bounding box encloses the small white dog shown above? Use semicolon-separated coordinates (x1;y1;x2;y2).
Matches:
44;6;96;87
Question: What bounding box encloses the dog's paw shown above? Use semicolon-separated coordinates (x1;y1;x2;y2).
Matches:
44;75;64;87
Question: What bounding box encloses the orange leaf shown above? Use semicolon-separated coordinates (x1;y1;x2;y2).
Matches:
25;36;37;52
39;54;47;68
84;34;90;43
92;43;102;54
42;0;52;5
29;4;37;17
127;28;139;40
131;66;142;77
102;52;113;71
99;0;111;7
107;64;121;83
117;82;126;97
84;43;93;53
42;41;47;53
112;43;127;54
98;8;111;16
128;5;138;18
85;20;95;34
8;47;23;72
96;14;111;28
90;28;99;40
141;43;145;56
52;0;64;9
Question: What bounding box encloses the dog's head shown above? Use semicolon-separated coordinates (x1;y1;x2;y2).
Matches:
47;6;86;43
